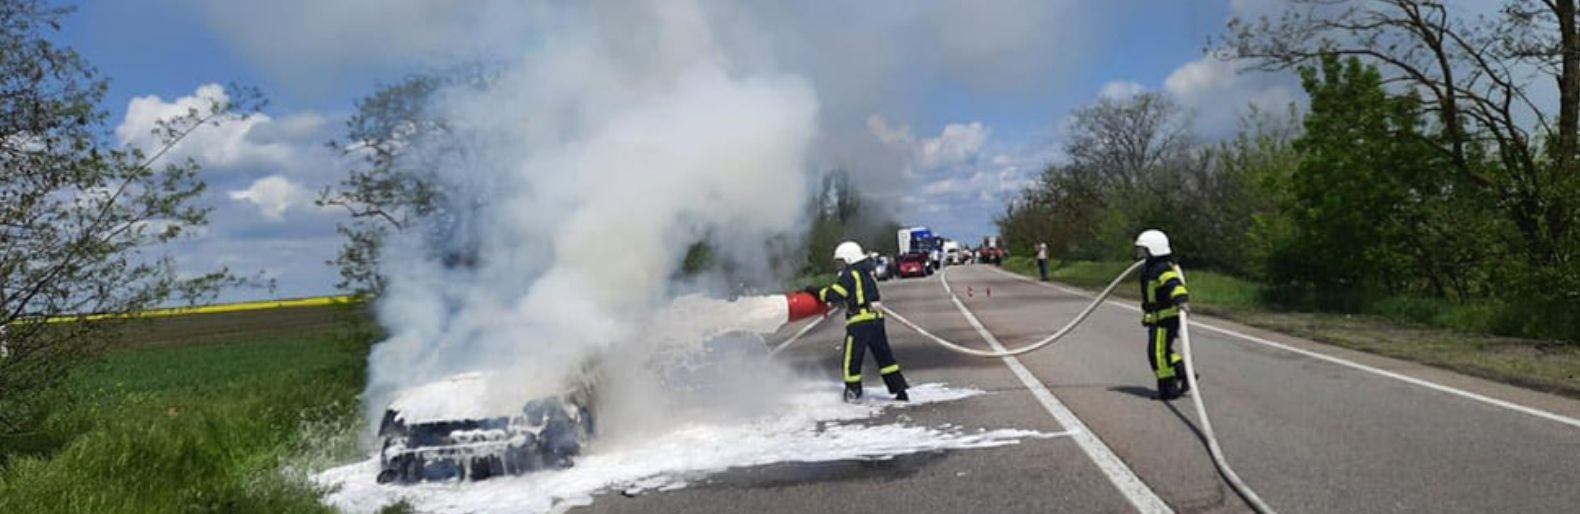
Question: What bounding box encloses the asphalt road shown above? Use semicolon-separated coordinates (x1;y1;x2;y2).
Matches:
577;264;1580;513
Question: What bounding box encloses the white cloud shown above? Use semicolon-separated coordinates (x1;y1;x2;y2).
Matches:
900;145;1049;241
866;115;990;172
228;175;304;222
111;83;350;299
1158;56;1301;137
865;115;914;146
115;84;332;174
1098;80;1146;100
919;122;990;170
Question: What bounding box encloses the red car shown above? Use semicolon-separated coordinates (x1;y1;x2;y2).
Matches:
896;253;929;278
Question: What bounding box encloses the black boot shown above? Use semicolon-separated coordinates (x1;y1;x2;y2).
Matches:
1155;378;1181;401
1174;363;1191;395
882;372;910;401
843;382;863;403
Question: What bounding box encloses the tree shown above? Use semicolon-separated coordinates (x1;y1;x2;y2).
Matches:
1259;54;1504;306
800;169;897;275
319;69;493;299
998;91;1198;262
0;2;258;431
1225;0;1580;270
1066;91;1193;196
1272;56;1439;290
1197;105;1302;278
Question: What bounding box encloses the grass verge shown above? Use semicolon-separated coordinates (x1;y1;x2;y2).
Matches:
0;324;371;513
997;257;1580;399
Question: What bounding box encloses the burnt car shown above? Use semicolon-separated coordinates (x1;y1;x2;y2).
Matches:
373;332;771;484
375;372;596;484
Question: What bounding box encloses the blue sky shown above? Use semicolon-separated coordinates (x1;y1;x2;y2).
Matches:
51;1;1299;301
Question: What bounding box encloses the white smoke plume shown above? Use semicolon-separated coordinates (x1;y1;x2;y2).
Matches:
187;0;1102;441
360;1;819;438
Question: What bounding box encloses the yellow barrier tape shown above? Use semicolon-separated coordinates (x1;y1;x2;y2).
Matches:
39;295;356;324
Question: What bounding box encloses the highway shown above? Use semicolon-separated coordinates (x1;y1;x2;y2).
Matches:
578;264;1580;513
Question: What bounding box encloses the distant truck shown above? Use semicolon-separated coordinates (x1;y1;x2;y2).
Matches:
897;227;943;272
942;239;963;265
897;227;931;256
978;236;1006;264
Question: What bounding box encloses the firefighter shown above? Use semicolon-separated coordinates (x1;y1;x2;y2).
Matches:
805;241;910;402
1135;229;1191;400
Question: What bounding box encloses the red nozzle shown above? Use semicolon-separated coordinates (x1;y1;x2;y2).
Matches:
785;291;828;322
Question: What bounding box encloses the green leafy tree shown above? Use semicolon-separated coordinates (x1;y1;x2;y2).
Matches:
1227;0;1580;282
0;1;258;431
1201;105;1301;278
997;91;1199;263
1273;55;1494;303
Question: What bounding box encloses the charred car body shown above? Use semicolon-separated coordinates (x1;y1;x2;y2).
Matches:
375;372;596;484
373;333;772;484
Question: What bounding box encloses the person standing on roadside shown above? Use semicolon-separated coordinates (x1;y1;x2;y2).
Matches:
1035;242;1050;281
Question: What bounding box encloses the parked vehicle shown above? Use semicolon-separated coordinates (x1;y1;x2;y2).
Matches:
896;253;930;278
870;253;893;280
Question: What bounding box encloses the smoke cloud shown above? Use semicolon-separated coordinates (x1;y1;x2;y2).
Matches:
360;1;818;438
187;0;1103;440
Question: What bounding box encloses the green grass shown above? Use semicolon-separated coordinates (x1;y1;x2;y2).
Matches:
1003;257;1265;313
0;330;370;514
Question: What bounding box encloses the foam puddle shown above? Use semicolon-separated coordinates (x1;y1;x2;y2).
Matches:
315;382;1059;513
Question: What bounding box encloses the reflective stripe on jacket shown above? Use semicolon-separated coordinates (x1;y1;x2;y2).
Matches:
820;261;884;325
1140;258;1189;325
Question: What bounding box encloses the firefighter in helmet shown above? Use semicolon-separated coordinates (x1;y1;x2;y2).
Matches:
1136;229;1191;400
805;241;910;402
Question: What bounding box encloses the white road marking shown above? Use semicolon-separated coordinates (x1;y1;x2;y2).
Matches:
984;266;1580;431
940;268;1174;514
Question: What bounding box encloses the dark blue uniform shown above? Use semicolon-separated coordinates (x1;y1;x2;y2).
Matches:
1140;256;1190;399
819;259;908;400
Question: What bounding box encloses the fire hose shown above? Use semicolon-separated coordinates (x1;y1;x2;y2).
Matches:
879;260;1142;358
849;262;1274;514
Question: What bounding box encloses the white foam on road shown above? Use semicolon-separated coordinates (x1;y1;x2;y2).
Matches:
315;382;1065;513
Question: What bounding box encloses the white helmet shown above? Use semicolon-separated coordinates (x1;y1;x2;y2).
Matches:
833;241;867;264
1135;229;1171;257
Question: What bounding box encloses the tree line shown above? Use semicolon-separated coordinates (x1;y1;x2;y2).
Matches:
999;1;1580;341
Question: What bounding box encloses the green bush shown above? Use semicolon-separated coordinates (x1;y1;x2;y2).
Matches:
1367;296;1452;326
